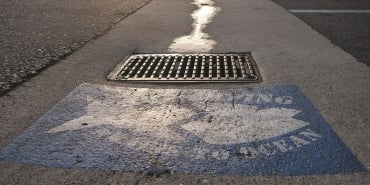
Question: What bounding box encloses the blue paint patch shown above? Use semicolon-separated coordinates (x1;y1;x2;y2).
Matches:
0;83;366;176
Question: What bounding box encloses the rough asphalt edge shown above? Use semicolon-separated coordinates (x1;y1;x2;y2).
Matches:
0;0;153;97
270;0;370;67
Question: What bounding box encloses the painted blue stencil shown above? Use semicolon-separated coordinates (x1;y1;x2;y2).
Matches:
0;83;366;176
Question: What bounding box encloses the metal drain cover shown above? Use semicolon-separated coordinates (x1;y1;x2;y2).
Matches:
108;53;262;82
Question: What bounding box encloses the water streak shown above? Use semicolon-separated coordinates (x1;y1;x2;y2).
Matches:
168;0;221;52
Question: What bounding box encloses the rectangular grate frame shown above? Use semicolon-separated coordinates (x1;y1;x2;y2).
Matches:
108;53;262;83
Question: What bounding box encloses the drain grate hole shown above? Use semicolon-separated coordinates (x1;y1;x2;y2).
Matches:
145;57;160;78
171;57;180;78
188;56;195;77
211;56;217;78
205;56;210;78
219;57;225;78
226;56;234;78
161;57;174;78
153;57;166;78
178;56;188;78
195;56;202;78
234;56;243;77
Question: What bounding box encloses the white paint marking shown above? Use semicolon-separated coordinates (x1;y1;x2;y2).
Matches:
239;147;258;158
299;129;322;141
258;143;276;156
46;85;313;158
211;149;230;160
290;9;370;14
235;129;321;158
275;96;293;104
272;139;294;152
182;104;309;145
47;94;189;144
290;135;310;147
168;0;221;52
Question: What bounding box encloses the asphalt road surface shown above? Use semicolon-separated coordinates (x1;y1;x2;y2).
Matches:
272;0;370;66
0;0;150;95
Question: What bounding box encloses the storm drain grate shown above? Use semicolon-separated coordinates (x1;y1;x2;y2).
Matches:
108;53;262;82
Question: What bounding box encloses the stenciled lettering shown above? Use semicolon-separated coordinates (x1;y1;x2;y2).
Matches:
257;143;276;156
272;139;294;152
290;135;310;147
212;149;230;160
255;94;273;103
223;92;294;105
275;96;293;104
239;147;258;158
299;129;322;141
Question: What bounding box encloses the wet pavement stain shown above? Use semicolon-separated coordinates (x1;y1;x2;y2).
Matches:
168;0;221;52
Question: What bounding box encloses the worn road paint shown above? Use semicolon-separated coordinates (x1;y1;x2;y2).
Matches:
182;106;310;145
290;9;370;14
168;0;221;52
0;83;366;175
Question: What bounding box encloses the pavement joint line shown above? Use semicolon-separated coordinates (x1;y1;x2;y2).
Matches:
289;9;370;13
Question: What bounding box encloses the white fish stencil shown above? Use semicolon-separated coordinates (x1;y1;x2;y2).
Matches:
48;94;308;146
181;104;309;144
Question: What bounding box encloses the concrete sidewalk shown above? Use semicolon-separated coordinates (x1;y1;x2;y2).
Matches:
0;0;369;184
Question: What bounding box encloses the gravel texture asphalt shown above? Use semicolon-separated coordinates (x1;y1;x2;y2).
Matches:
0;0;150;95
